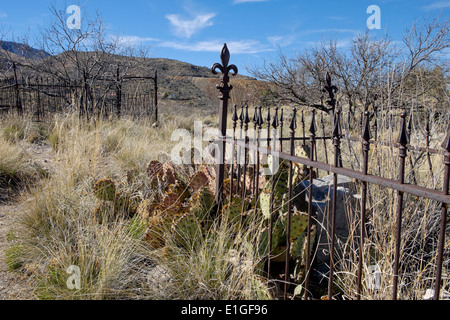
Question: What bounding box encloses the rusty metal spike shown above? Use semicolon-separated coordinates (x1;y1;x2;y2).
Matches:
333;109;341;138
244;105;250;125
397;112;409;146
239;105;244;122
257;106;264;127
232;104;238;122
362;111;371;142
407;112;413;137
309;109;317;135
442;127;450;151
272;107;279;129
290;108;297;131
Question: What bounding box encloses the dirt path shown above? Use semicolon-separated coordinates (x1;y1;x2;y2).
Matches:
0;142;55;300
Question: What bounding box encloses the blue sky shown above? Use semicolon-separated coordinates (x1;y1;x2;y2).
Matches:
0;0;448;76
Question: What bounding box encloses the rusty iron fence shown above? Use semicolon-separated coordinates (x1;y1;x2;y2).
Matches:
212;44;450;300
0;64;158;121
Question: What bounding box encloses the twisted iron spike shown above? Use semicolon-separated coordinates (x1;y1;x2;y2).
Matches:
407;112;413;139
309;109;317;135
266;106;271;124
301;110;305;127
442;125;450;151
252;106;258;128
232;104;238;123
362;111;371;142
360;111;364;133
290;107;297;132
426;111;430;136
397;111;409;146
280;108;284;125
244;105;250;130
333;108;341;138
257;106;264;128
272;107;279;129
239;104;244;126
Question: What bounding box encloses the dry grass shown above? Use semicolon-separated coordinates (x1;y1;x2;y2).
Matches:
1;111;271;300
0;104;448;300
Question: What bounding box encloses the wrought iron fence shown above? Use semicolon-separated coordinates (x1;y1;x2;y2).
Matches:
211;44;450;300
0;64;158;121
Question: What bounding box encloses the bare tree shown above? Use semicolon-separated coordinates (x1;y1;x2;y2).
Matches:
248;15;449;122
8;4;150;118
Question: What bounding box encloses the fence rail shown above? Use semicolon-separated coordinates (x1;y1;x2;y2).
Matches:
212;44;450;300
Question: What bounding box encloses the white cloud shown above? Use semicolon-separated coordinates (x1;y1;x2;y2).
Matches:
159;40;273;54
0;11;7;18
166;13;215;38
424;1;450;10
111;35;159;46
233;0;269;3
267;35;296;47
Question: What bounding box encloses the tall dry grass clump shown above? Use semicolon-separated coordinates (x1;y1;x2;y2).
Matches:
3;112;272;300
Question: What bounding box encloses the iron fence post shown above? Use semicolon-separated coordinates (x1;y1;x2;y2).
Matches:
284;107;297;300
434;128;450;300
392;111;409;300
305;108;317;300
212;44;238;208
328;108;341;300
268;107;280;277
357;111;371;300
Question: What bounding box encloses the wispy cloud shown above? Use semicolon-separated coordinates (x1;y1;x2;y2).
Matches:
424;1;450;10
111;35;160;46
233;0;269;3
267;35;296;47
0;11;7;19
166;13;215;38
158;40;273;54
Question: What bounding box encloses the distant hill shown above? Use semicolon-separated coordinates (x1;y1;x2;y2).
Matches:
0;45;272;115
0;41;50;60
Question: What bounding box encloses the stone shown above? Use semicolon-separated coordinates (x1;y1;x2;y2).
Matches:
294;174;360;283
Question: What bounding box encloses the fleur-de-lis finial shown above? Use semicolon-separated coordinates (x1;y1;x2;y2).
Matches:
323;72;338;108
211;43;239;78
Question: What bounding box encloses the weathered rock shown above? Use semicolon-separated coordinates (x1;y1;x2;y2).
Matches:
295;174;360;283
